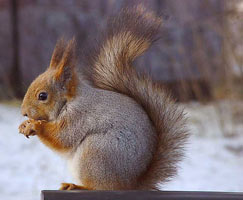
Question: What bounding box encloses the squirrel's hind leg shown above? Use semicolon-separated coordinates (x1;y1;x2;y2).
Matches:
59;183;89;190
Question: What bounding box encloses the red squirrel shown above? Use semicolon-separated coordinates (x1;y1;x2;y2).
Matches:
19;6;188;190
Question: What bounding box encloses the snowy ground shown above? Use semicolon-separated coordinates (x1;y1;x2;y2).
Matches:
0;101;243;200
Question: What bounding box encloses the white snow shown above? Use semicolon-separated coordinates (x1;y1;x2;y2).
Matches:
0;101;243;200
164;101;243;191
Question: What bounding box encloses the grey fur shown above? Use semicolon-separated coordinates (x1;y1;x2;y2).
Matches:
20;6;188;190
58;79;156;189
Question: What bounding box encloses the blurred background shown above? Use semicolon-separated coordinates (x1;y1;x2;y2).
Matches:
0;0;242;200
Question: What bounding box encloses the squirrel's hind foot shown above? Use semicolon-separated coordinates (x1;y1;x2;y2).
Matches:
59;183;89;190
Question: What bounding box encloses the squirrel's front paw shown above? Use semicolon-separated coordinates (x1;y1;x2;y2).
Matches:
18;119;41;138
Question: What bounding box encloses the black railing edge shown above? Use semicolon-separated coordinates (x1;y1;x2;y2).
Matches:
41;190;243;200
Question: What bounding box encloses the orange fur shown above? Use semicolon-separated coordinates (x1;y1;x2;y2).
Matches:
36;120;70;152
50;38;66;68
59;183;89;190
21;38;78;121
53;38;78;99
53;38;76;78
19;119;70;153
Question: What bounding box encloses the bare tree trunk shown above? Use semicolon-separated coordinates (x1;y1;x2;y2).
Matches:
9;0;23;99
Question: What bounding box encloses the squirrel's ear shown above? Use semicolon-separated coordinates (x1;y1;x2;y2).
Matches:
52;38;77;95
49;38;66;69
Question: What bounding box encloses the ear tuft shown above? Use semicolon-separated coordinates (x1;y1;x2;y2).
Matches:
49;38;66;69
51;38;77;99
59;37;76;69
54;37;76;81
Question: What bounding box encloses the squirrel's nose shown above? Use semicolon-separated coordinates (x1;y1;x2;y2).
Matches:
21;108;28;117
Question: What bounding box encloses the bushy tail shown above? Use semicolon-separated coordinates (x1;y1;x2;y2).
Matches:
84;6;188;190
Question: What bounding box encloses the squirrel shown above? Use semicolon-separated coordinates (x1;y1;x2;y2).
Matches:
18;6;188;190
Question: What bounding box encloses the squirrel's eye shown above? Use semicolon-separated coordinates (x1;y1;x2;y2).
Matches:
38;92;48;101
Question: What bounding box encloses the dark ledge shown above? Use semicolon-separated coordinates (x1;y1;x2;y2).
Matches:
41;190;243;200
